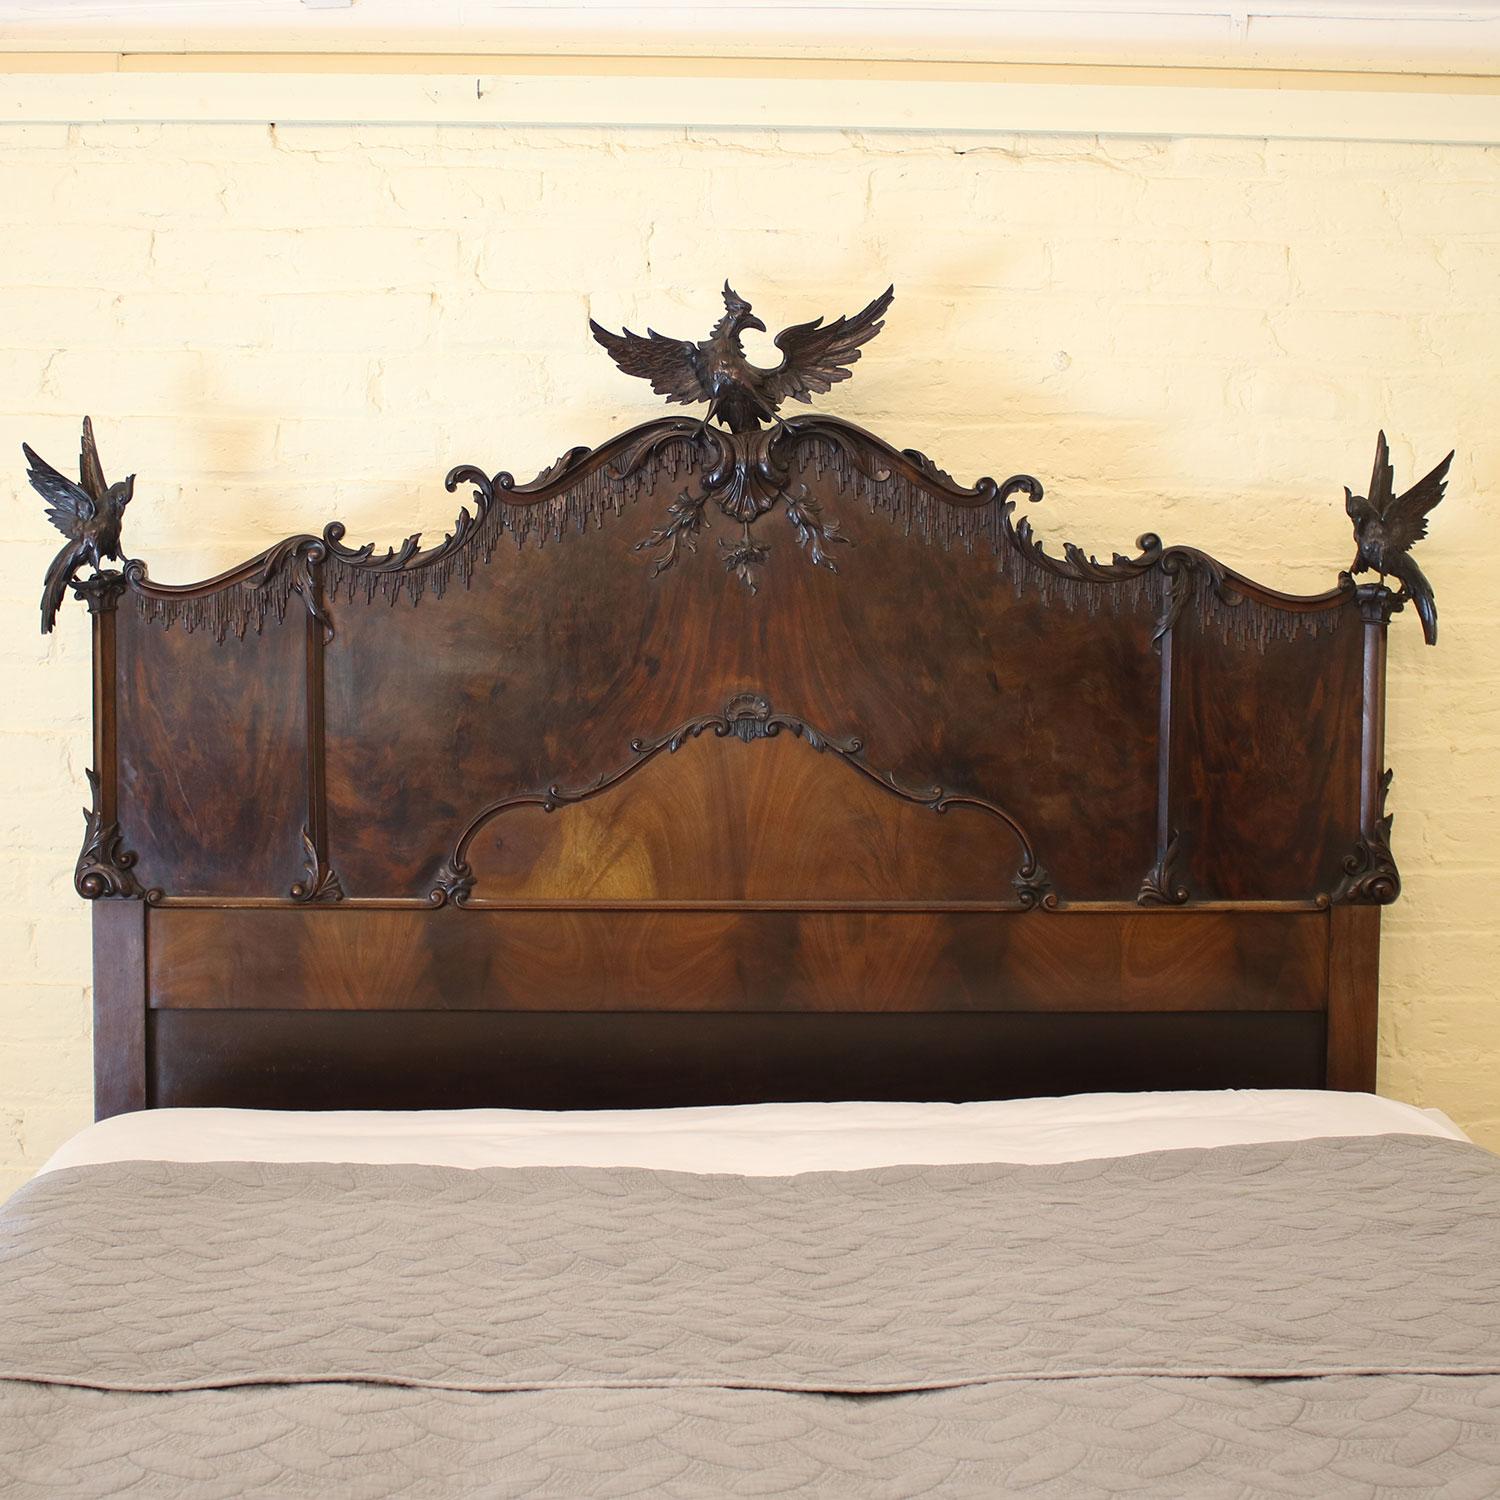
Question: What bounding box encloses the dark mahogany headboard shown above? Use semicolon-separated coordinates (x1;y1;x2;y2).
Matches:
33;286;1450;1118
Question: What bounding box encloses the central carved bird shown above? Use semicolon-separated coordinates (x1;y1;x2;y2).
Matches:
590;282;895;434
1344;430;1452;646
27;416;135;635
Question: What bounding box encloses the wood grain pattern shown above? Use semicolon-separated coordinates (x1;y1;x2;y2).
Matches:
1169;605;1363;901
1327;904;1381;1090
93;899;145;1118
147;907;1328;1016
114;605;307;898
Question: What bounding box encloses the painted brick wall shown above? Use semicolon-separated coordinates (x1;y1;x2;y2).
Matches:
0;122;1495;1195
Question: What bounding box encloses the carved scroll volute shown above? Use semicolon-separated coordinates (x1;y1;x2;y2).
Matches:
1138;830;1190;907
1333;769;1401;905
76;768;142;900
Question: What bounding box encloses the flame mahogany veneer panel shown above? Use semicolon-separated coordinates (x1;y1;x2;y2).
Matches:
465;732;1027;904
323;458;1159;904
147;908;1328;1015
1171;607;1364;901
113;607;306;898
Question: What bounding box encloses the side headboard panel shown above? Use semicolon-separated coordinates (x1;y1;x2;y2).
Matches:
37;334;1444;1117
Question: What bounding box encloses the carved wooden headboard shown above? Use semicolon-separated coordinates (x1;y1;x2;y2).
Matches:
31;285;1451;1118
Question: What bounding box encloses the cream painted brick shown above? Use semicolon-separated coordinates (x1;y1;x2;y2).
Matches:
393;166;544;218
1290;241;1460;310
48;162;230;225
1048;239;1213;300
269;293;436;352
0;125;69;156
475;221;651;293
3;286;127;350
83;417;281;477
37;349;209;418
0;119;1496;1190
111;289;279;350
220;162;395;226
150;228;461;294
431;288;589;352
4;226;155;288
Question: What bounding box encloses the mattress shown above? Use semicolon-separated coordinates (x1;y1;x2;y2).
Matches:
40;1087;1468;1175
8;1091;1496;1499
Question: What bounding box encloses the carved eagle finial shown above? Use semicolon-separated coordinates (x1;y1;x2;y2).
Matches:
25;417;135;634
589;284;895;435
1344;431;1452;645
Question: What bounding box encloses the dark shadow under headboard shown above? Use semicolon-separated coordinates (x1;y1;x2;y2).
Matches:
34;287;1449;1117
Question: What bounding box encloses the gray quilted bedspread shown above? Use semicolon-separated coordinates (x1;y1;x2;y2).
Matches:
2;1135;1499;1497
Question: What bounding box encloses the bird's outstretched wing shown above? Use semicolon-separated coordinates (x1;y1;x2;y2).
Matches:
762;285;894;407
588;321;710;406
1381;447;1454;554
23;440;94;539
1367;430;1394;511
78;414;106;503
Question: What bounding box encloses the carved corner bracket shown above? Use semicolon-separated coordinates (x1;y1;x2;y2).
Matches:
289;825;344;903
1353;580;1403;628
1138;830;1190;906
76;767;142;900
1333;769;1401;905
69;570;129;617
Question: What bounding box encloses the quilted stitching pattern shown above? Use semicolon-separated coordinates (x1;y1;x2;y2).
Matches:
1;1135;1498;1495
2;1377;1499;1498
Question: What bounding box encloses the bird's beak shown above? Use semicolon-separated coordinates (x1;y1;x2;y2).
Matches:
746;316;767;334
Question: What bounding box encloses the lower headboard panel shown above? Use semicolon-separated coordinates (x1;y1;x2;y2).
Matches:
93;901;1374;1113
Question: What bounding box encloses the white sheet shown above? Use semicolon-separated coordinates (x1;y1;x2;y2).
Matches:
40;1090;1468;1178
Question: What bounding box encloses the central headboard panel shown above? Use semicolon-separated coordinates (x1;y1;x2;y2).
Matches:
42;291;1446;1118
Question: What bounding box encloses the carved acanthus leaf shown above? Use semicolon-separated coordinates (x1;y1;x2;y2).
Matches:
76;767;142;900
431;856;476;908
1012;861;1056;911
1333;769;1401;905
1138;830;1190;906
289;825;344;903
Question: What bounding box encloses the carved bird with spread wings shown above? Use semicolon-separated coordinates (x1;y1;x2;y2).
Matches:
27;417;135;635
1344;431;1453;646
590;282;895;434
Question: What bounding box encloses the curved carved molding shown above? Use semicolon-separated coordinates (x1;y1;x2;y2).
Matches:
76;767;142;900
1138;829;1190;906
429;692;1052;910
1333;769;1401;905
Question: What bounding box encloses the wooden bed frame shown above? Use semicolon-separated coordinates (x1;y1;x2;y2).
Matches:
33;286;1449;1119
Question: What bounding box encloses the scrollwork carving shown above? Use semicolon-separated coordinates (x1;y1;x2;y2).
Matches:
1333;769;1401;905
31;295;1430;650
1138;830;1190;906
289;825;344;903
76;767;142;900
433;694;1050;909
